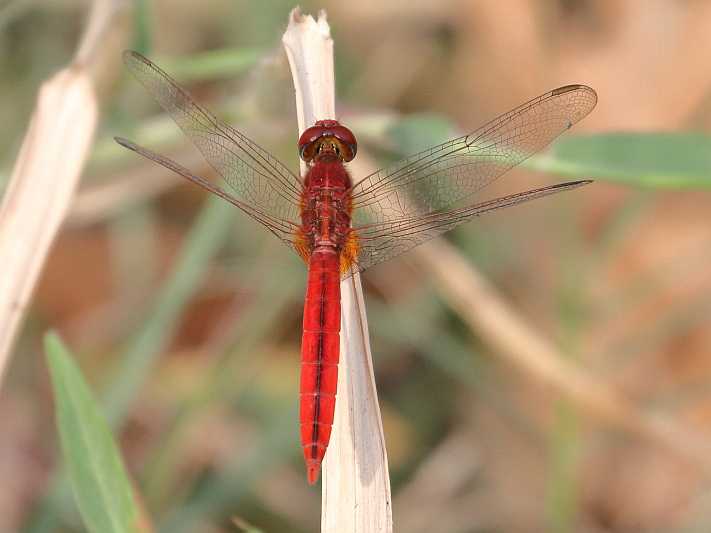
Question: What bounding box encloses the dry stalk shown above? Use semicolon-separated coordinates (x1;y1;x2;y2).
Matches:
415;238;711;473
0;0;127;384
282;8;392;533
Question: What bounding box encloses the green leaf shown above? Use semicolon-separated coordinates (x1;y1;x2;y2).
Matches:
159;47;263;82
131;0;152;56
45;332;148;533
529;133;711;188
103;196;235;425
387;113;455;153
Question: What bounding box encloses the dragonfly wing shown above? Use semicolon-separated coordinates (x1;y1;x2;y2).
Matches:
115;137;301;250
121;51;303;229
349;180;591;275
350;85;597;226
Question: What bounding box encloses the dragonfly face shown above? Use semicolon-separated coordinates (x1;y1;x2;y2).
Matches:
298;119;357;162
115;50;597;484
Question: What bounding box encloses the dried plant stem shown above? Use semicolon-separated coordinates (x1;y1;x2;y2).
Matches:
0;0;127;384
282;8;392;532
0;71;96;384
416;239;711;472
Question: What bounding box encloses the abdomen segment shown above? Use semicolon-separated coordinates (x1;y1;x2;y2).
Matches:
300;247;341;484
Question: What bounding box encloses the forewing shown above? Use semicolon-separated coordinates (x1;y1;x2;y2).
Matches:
122;51;303;225
349;180;591;275
351;85;597;226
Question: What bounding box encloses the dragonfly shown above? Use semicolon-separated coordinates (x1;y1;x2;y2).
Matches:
115;51;597;485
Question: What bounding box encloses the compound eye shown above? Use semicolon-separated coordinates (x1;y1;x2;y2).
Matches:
330;126;357;161
337;140;357;162
298;125;329;161
299;141;318;162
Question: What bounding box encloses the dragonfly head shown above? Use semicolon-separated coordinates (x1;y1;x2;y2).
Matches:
298;120;357;163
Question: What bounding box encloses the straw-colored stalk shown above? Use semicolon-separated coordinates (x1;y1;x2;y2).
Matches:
414;238;711;472
282;9;393;533
0;0;126;384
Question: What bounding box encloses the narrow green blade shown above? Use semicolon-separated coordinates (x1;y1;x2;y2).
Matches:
530;132;711;188
45;332;149;533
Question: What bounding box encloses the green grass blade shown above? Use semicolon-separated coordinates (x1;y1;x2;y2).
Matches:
131;0;152;56
26;197;235;533
529;132;711;188
45;332;149;533
387;113;454;153
160;47;263;82
103;195;235;425
385;115;711;189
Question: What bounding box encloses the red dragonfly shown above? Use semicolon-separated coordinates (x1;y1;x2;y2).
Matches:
115;51;597;485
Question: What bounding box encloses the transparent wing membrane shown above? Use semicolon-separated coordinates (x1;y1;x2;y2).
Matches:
350;180;591;274
348;84;596;273
122;51;303;226
351;85;597;225
114;137;300;248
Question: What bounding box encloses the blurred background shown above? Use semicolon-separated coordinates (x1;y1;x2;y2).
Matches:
3;1;711;532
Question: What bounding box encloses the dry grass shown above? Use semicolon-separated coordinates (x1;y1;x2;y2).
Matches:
0;0;128;383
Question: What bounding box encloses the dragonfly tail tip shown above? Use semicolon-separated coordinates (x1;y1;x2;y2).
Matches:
306;461;321;485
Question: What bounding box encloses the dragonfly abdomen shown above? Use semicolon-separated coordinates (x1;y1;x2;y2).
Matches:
300;246;341;485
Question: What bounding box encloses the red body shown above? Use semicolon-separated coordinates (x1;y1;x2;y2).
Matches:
298;155;354;484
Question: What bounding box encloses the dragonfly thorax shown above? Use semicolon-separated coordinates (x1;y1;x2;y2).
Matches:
299;157;354;256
